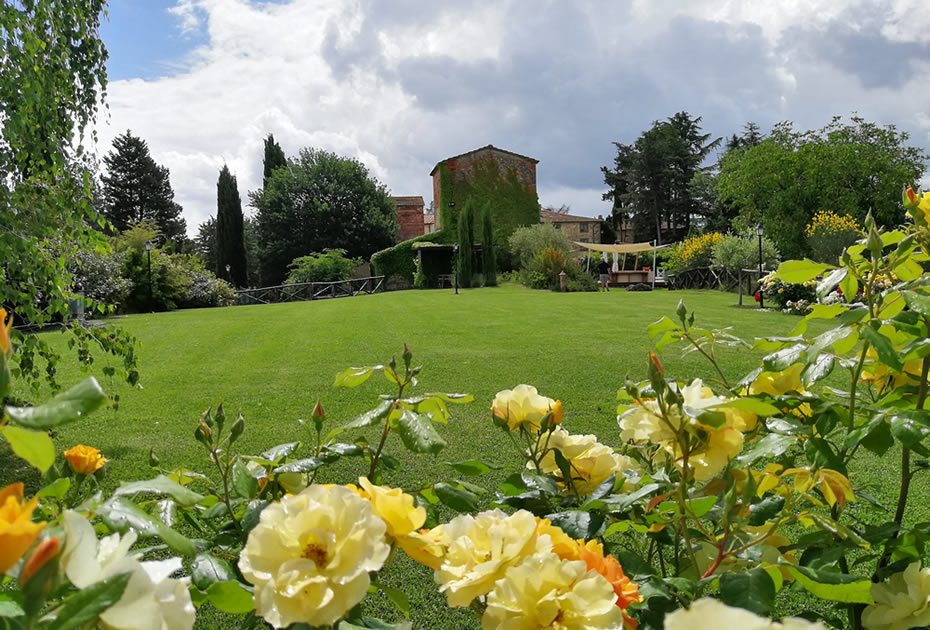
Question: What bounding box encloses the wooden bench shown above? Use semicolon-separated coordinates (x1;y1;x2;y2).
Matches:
437;274;454;288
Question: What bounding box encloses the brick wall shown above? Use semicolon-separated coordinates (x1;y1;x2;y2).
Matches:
431;146;538;220
392;197;425;242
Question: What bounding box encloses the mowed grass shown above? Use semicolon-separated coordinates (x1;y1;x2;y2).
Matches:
14;283;925;628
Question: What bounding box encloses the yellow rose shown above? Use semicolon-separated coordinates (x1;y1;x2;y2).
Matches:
482;552;626;629
665;598;827;630
535;518;580;561
863;562;930;630
0;482;45;574
750;364;807;397
238;485;390;628
0;308;11;357
492;384;562;432
537;428;639;495
356;477;425;538
64;445;107;475
431;508;549;607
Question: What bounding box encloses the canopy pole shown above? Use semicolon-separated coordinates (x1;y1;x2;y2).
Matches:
652;241;657;289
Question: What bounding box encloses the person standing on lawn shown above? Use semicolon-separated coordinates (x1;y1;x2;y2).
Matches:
598;257;610;291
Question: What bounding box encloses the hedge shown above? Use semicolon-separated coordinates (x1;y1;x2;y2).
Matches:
370;229;454;283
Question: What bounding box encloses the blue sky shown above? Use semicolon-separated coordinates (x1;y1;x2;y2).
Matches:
95;1;930;236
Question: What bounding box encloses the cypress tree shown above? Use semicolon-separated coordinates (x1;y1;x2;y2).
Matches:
457;200;475;288
263;134;287;189
215;165;248;287
481;202;497;286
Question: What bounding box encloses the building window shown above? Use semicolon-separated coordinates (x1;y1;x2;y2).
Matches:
579;223;589;233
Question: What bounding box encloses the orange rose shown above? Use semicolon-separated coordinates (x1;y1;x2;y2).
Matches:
64;445;107;474
20;536;59;584
0;482;46;573
578;539;643;623
0;308;11;356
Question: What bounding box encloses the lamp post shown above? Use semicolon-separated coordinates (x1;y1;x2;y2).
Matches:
756;223;764;309
144;240;153;308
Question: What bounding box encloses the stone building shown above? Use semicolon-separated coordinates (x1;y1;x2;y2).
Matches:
540;210;603;244
429;145;539;231
391;196;426;242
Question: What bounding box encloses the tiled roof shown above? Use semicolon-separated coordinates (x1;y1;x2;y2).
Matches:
391;196;424;205
429;144;539;175
540;210;601;223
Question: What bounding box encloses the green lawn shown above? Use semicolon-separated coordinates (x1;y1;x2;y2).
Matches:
11;283;920;628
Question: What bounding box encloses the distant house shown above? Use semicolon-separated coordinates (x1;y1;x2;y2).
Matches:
540;210;603;244
391;196;425;242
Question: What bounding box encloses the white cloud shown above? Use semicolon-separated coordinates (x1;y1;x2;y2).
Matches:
97;0;930;237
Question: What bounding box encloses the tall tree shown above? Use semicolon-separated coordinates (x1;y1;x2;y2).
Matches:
252;148;397;285
263;134;287;189
602;112;719;244
481;202;497;286
215;166;248;287
100;131;187;246
195;217;217;273
457;200;476;288
716;117;928;258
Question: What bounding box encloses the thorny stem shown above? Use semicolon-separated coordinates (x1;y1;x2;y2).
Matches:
211;450;242;535
368;378;407;479
700;532;728;579
682;330;730;389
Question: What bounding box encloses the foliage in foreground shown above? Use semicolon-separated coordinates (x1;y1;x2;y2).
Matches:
3;189;930;630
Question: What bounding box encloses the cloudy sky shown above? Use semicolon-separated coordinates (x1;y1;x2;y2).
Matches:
97;0;930;235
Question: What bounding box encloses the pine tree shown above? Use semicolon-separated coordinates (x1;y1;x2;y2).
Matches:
215;165;248;287
101;130;187;246
481;202;497;286
263;134;287;189
457;200;475;288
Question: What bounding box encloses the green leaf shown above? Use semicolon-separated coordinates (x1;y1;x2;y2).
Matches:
712;398;781;417
433;482;478;512
763;344;805;371
655;330;684;352
803;326;852;363
903;291;930;318
41;572;132;630
341;401;393;431
783;565;873;604
802;354;835;384
552;448;576;492
773;259;835;284
37;477;70;500
590;473;617;501
377;584;410;618
805;438;845;473
545;511;606;539
231;460;260;499
748;496;785;526
98;497;197;556
889;412;930;457
0;594;24;618
521;471;559;495
5;377;107;429
327;443;364;456
260;442;300;462
192;553;236;591
685;496;717;518
423;392;474;404
113;475;205;507
861;325;904;373
839;272;859;304
445;459;498;476
719;569;775;616
333;366;378;388
273;457;324;474
395;410;446;454
0;426;54;472
816;269;847;300
647;316;679;339
737;434;795;466
205;581;254;614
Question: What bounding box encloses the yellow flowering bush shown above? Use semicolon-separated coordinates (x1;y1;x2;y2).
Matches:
536;427;639;494
667;232;723;272
805;210;862;264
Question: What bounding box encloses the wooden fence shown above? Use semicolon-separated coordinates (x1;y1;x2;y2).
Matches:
668;267;767;304
234;276;385;306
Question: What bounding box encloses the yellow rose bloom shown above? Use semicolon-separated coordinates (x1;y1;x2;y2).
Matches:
863;562;930;630
535;518;580;561
665;598;827;630
577;539;642;612
64;445;107;475
238;485;390;628
0;308;11;356
492;384;562;432
432;509;549;607
483;552;626;630
396;527;445;571
750;364;806;397
356;477;425;538
537;428;639;495
0;482;45;574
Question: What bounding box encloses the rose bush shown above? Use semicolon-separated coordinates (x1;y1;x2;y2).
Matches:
3;187;930;629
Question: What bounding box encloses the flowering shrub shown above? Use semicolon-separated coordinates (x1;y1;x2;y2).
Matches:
3;187;930;629
667;232;722;273
805;210;862;264
711;231;780;276
759;273;817;310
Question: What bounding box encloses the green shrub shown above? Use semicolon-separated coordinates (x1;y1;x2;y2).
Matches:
457;201;476;288
508;224;572;268
805;210;862;264
285;249;359;285
759;274;817;310
370;230;454;284
712;231;780;275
